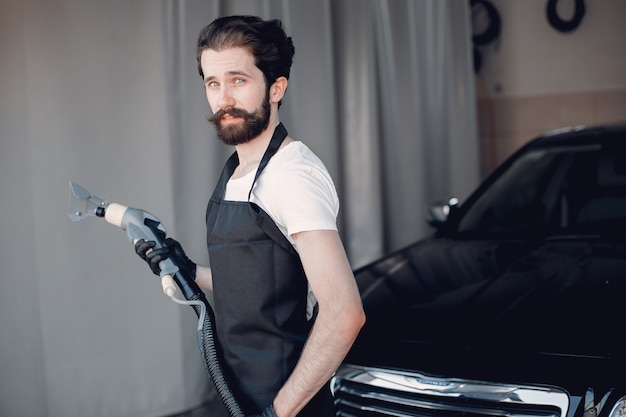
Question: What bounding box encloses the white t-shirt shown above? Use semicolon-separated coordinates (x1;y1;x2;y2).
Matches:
224;141;340;245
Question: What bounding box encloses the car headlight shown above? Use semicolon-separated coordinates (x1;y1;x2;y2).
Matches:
607;396;626;417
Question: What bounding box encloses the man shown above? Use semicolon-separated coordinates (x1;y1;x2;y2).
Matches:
136;15;365;417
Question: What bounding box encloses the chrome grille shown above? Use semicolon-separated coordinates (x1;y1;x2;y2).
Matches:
331;365;569;417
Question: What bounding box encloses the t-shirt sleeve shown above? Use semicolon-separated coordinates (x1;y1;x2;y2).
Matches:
258;158;340;237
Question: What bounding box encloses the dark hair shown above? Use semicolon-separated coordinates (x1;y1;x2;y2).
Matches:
196;15;295;87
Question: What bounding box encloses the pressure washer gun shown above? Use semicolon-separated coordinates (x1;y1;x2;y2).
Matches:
67;181;245;417
67;181;200;299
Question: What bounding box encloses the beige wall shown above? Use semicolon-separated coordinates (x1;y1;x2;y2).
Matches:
477;88;626;173
473;0;626;175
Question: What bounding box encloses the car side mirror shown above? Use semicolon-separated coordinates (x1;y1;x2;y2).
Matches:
425;198;460;228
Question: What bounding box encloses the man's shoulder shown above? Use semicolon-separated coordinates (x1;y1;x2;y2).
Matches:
271;141;327;172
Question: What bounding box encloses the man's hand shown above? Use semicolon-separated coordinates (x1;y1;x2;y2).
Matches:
134;237;197;278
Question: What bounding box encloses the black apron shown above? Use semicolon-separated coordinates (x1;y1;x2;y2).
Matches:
205;123;335;416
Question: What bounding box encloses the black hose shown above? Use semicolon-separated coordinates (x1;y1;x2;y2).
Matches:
191;296;245;417
170;268;245;417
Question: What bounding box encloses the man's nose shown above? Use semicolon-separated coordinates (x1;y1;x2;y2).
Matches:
216;86;235;109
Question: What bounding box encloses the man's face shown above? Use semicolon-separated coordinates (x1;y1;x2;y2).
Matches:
201;47;270;145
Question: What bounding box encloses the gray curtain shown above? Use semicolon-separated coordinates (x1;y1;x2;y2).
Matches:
0;0;477;416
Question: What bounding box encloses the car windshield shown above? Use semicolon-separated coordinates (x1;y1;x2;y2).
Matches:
457;143;626;238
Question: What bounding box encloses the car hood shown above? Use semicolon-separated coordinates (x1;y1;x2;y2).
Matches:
348;236;626;384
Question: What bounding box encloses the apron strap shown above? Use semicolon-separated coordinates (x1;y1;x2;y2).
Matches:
210;151;239;202
248;123;288;201
246;123;297;256
209;123;288;203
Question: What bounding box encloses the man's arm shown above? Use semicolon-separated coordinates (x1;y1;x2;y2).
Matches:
195;265;213;291
272;229;366;417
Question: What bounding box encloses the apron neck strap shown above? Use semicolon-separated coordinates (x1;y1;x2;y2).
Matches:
210;123;289;202
248;123;288;200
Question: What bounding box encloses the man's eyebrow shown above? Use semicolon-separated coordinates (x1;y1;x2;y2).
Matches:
204;70;252;84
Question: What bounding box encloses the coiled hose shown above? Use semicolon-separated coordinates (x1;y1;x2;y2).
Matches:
191;296;245;417
165;272;244;417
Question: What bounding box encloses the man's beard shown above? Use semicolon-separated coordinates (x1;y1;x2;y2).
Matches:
208;93;271;146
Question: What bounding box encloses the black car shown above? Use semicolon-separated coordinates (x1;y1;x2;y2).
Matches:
331;124;626;417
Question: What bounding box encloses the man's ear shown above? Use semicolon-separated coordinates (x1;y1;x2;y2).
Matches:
269;76;288;104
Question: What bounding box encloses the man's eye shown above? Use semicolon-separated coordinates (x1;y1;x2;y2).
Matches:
207;81;219;88
234;78;245;84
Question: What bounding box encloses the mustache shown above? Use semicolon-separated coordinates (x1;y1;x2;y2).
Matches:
208;107;251;124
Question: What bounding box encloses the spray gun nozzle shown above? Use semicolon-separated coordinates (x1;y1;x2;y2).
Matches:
68;181;109;222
